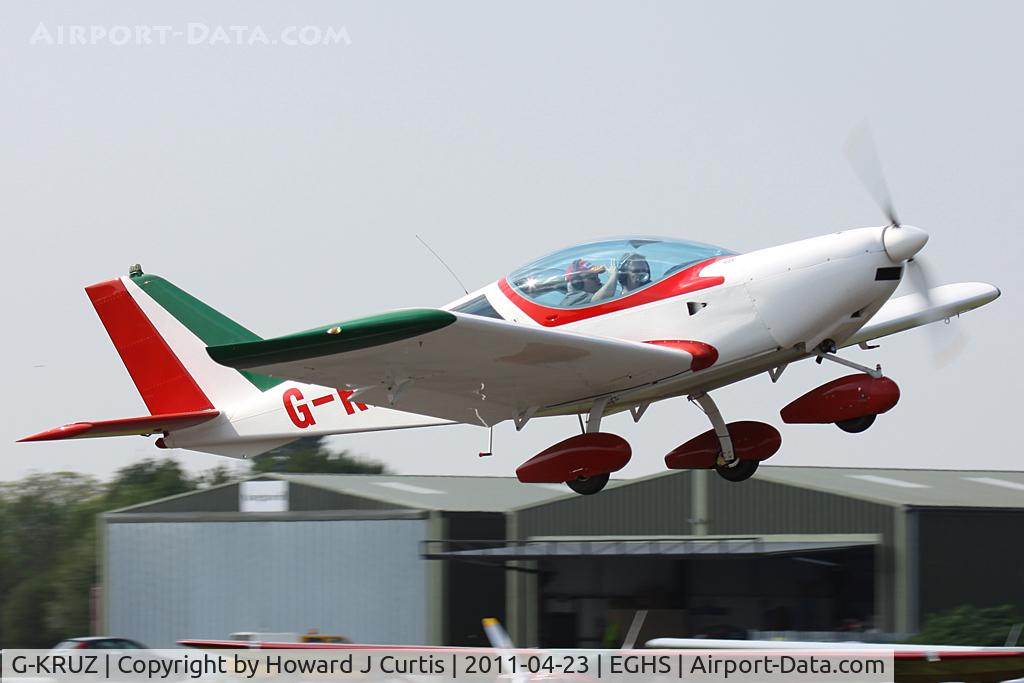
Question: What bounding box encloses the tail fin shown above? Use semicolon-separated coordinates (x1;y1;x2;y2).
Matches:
86;266;280;413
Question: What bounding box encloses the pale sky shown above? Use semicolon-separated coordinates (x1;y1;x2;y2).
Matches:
3;1;1021;483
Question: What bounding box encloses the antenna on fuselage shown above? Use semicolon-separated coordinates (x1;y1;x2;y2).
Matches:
415;234;469;296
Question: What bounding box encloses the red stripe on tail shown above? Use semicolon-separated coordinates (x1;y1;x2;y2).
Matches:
86;278;214;414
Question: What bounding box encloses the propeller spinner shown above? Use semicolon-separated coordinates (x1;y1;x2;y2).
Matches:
845;123;964;364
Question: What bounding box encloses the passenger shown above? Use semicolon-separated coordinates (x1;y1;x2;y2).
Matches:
560;259;617;306
617;253;652;293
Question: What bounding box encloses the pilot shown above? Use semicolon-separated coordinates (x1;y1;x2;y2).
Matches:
618;253;652;293
561;259;617;306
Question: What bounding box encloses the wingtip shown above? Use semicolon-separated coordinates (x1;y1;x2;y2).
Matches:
973;282;1001;306
18;423;93;442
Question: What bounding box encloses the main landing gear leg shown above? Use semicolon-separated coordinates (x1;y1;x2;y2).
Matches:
567;397;612;495
689;392;758;482
585;397;610;434
689;392;734;464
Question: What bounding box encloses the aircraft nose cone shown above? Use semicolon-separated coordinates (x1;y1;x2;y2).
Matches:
883;225;929;262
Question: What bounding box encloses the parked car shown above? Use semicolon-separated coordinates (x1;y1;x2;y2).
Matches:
53;637;149;650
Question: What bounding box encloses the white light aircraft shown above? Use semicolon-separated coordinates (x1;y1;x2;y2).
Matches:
20;143;1000;495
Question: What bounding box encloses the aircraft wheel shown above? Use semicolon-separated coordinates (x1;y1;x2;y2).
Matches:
835;414;877;433
567;473;610;495
715;459;758;482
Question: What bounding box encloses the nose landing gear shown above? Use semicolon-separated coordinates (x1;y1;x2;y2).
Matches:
781;343;899;433
781;371;899;431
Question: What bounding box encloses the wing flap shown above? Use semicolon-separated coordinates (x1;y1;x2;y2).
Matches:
209;310;703;425
19;410;220;442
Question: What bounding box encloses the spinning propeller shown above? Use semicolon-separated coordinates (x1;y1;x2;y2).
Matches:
845;123;967;365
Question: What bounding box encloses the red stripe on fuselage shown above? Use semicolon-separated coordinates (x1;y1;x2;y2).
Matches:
86;278;214;414
497;256;729;327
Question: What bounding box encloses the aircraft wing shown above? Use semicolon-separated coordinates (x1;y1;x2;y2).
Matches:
207;309;707;426
844;281;1000;348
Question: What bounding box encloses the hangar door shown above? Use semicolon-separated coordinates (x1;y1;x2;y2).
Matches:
105;519;428;648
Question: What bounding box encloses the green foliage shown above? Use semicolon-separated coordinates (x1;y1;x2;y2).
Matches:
912;604;1022;646
103;459;197;509
0;473;102;647
251;437;389;474
196;465;234;489
0;444;383;647
2;574;56;648
0;474;101;575
0;459;239;647
46;527;97;637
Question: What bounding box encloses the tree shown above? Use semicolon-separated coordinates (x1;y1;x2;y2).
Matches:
196;465;235;488
2;574;57;648
45;525;98;637
0;450;387;647
0;459;261;647
0;473;101;581
0;472;101;647
103;459;198;509
912;604;1022;646
251;437;389;474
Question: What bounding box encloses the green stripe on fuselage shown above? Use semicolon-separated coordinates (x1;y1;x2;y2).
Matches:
208;309;457;369
131;273;283;391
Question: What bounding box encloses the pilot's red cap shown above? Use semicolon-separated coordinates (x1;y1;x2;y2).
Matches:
565;259;606;280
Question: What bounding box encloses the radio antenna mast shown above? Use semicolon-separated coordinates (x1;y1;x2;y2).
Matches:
415;234;469;296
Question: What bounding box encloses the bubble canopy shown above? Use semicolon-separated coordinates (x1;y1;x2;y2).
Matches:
507;237;735;309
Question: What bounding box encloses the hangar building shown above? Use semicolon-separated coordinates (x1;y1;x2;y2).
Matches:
100;467;1024;648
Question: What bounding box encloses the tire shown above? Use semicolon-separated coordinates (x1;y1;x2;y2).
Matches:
835;414;877;433
715;459;759;482
567;473;610;495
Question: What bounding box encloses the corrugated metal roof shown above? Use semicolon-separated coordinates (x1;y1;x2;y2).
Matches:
272;467;1024;511
424;535;877;560
108;467;1024;516
263;473;588;512
746;466;1024;508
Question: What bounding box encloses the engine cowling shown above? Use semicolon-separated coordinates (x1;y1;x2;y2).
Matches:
516;433;632;483
665;421;781;469
780;373;900;424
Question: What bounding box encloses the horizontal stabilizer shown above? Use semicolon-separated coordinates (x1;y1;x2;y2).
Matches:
18;410;220;442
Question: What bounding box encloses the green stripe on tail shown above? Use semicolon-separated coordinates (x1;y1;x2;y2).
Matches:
131;272;283;391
